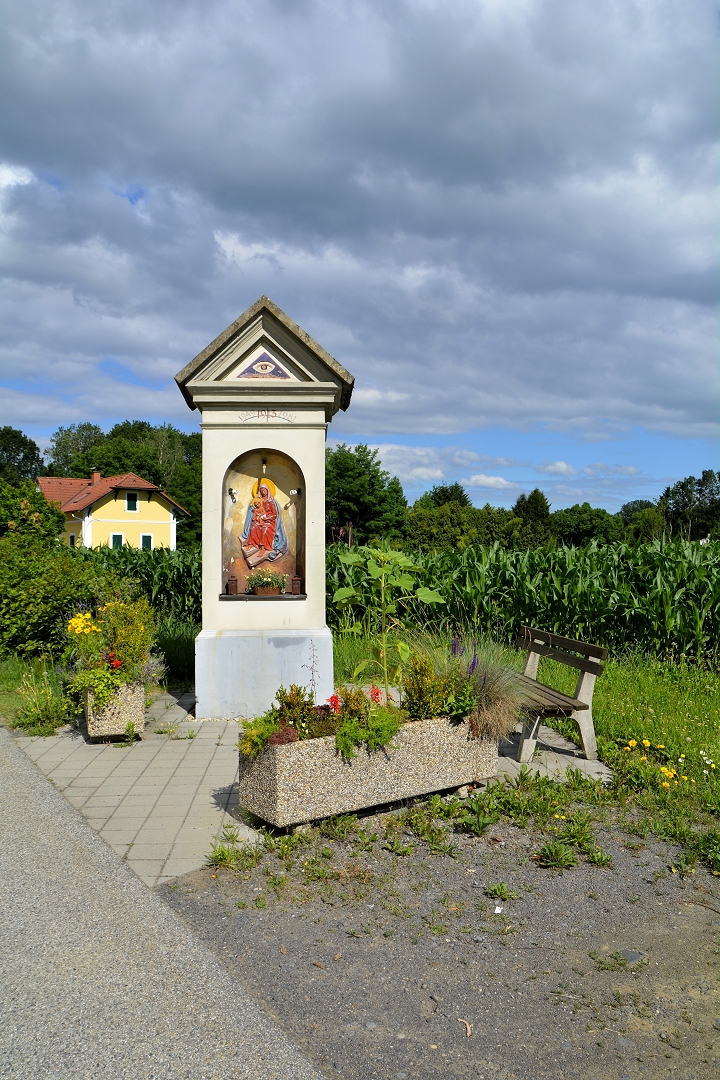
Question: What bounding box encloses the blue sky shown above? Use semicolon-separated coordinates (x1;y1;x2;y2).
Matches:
0;0;716;511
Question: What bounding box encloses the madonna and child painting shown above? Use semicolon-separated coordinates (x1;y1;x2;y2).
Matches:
223;450;303;594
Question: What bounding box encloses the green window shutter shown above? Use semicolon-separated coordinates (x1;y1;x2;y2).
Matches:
111;534;123;549
141;535;152;550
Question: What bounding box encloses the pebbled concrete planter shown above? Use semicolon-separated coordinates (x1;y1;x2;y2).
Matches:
238;716;498;827
85;682;145;741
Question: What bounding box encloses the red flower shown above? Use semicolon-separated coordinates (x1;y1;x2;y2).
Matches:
327;694;340;714
369;684;382;704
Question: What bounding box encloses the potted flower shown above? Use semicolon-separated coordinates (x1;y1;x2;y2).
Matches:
64;598;164;741
246;569;287;595
237;636;537;827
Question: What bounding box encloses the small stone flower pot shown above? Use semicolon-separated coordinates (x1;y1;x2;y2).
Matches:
84;681;145;741
238;715;498;827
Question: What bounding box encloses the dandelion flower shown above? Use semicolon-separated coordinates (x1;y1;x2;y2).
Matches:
642;739;650;748
661;781;670;790
640;756;647;762
656;744;665;749
628;739;637;748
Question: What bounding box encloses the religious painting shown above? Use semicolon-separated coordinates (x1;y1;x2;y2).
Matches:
222;449;304;595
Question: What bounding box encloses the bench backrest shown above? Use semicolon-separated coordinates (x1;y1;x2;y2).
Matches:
515;625;607;680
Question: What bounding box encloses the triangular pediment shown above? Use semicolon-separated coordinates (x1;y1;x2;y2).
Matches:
175;296;354;415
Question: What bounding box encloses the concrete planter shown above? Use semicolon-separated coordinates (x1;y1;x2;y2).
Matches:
85;681;145;741
238;716;498;827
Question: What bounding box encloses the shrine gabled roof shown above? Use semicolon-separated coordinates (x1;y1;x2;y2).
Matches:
38;473;189;515
174;295;354;412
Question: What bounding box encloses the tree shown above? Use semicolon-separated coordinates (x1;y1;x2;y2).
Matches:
626;506;666;542
552;503;625;546
414;482;471;509
46;423;105;476
659;470;720;540
511;488;553;547
618;499;654;524
69;438;164;486
325;444;407;544
407;501;514;551
0;478;65;543
0;427;43;483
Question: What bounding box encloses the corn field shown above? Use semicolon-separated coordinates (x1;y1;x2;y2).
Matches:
327;540;720;659
73;545;202;620
73;539;720;659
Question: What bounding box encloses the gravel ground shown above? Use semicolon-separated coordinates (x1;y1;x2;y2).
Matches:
0;727;320;1080
160;804;720;1080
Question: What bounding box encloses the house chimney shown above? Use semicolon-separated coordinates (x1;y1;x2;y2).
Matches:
91;469;101;485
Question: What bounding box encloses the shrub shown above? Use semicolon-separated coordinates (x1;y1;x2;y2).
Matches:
403;653;446;719
238;712;282;758
0;534;122;656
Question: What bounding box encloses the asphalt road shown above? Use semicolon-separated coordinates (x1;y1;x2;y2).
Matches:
0;726;319;1080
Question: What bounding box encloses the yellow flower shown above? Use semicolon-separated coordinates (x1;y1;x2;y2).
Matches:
656;744;665;749
682;776;688;781
628;740;637;748
623;746;631;751
712;764;716;769
642;739;650;748
640;756;647;762
661;781;670;790
690;778;696;783
680;754;685;759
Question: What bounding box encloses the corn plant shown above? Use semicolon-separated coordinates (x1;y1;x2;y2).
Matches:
327;538;720;659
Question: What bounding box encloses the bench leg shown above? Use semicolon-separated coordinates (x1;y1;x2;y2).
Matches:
573;709;598;761
518;713;542;763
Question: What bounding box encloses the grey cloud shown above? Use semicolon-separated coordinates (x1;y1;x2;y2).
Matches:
0;0;716;445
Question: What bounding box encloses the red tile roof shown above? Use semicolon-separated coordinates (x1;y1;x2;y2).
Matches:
38;473;189;515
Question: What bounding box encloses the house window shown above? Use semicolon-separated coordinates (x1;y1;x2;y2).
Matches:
141;534;152;551
68;533;76;548
126;492;138;512
111;534;123;549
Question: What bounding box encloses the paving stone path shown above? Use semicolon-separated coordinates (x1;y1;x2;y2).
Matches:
14;692;253;887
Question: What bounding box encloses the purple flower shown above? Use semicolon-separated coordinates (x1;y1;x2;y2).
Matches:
468;653;478;675
451;638;460;656
482;673;488;686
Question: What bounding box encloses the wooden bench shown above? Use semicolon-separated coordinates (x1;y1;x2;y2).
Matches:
515;625;608;763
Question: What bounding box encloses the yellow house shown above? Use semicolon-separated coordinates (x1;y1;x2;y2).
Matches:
38;471;188;549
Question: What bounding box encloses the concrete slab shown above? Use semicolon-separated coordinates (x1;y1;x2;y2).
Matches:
498;723;613;785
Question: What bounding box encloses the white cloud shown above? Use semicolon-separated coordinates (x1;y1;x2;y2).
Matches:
0;0;715;455
0;164;33;190
536;461;579;477
464;473;519;490
582;462;640;477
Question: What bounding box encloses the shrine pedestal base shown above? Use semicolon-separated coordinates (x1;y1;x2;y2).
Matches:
194;628;334;720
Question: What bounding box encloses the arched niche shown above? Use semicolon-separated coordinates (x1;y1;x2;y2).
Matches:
222;449;305;595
